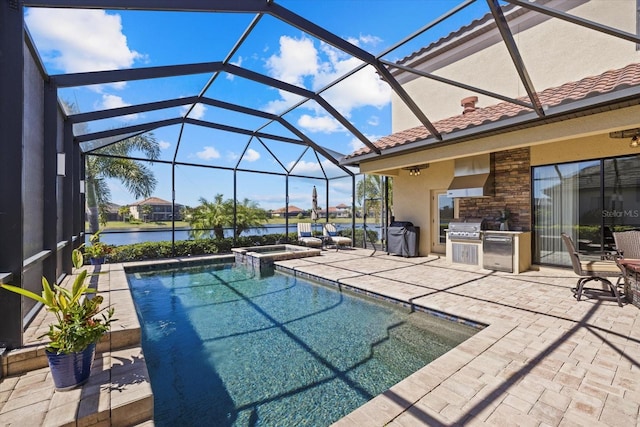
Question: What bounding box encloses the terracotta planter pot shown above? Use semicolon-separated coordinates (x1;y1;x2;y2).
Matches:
46;343;96;391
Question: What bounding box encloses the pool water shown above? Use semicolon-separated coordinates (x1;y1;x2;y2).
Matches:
127;263;478;426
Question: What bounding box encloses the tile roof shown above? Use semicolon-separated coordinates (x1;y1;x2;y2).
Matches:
271;205;303;213
130;196;173;206
347;62;640;159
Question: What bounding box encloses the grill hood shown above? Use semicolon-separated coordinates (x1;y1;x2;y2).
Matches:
447;154;494;198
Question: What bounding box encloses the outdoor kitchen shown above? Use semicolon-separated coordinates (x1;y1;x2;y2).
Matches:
444;149;532;274
445;219;531;273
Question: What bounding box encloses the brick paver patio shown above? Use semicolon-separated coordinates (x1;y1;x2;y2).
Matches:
1;249;639;426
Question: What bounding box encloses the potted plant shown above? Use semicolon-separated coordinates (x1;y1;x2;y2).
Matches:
84;230;112;265
1;248;115;390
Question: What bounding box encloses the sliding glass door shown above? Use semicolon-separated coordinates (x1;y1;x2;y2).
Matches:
533;155;640;267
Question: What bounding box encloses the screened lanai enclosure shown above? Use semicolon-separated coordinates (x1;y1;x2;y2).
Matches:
2;0;639;349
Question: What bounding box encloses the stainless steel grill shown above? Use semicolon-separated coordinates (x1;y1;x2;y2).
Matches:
447;219;486;241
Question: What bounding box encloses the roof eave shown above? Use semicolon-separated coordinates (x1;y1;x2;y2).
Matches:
342;86;640;166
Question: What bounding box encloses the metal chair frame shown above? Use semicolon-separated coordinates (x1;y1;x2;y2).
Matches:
561;232;623;307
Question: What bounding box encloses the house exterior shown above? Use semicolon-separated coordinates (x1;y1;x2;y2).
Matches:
344;0;640;269
335;203;351;218
271;205;304;218
129;197;183;221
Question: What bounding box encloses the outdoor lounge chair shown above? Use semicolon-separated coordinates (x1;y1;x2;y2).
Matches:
297;223;322;248
561;232;623;307
323;223;351;250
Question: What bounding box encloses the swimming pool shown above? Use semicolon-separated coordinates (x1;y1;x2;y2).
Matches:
127;263;478;426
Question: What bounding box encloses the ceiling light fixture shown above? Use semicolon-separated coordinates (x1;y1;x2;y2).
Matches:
404;164;429;176
609;128;640;148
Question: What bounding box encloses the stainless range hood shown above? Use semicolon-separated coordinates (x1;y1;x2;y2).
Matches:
447;154;494;198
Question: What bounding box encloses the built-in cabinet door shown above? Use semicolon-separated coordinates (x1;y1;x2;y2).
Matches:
432;190;454;254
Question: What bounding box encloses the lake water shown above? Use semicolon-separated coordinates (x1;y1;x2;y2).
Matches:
91;224;379;246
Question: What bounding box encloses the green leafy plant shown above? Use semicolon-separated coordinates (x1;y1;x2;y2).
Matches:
84;230;112;260
1;248;115;354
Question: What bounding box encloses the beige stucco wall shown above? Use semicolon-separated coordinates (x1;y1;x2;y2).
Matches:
392;161;454;254
531;132;640;166
392;0;639;131
364;103;640;255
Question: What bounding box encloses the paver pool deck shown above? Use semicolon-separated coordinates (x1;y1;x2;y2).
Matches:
1;248;639;426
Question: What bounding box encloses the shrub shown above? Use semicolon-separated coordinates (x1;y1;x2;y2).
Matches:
346;228;378;247
106;233;300;263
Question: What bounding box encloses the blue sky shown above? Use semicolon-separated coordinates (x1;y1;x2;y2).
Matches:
25;1;491;210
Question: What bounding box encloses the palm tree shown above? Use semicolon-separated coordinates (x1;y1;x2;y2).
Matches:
356;174;393;221
141;204;153;222
118;205;130;222
234;198;268;237
188;195;231;240
86;135;160;233
186;195;269;239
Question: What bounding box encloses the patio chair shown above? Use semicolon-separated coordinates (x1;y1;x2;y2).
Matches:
613;230;640;259
561;233;623;307
613;230;640;299
323;223;351;251
297;223;322;248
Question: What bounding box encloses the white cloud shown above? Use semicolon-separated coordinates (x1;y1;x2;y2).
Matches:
181;103;206;120
349;133;383;152
226;56;243;80
347;34;383;48
297;114;343;133
288;160;322;173
242;148;260;162
264;92;305;115
263;35;391;132
368;116;380;126
97;94;138;121
196;146;221;160
159;141;171;150
349;137;366;152
287;159;341;174
25;9;143;73
266;36;318;85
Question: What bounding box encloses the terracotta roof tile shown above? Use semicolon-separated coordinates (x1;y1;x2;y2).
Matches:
131;196;173;206
348;62;640;159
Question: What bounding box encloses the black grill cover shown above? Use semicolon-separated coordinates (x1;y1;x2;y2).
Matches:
388;223;420;257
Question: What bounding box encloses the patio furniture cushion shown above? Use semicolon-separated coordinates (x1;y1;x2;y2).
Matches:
323;224;351;251
297;223;322;248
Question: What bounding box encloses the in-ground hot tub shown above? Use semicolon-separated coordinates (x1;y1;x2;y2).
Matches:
232;244;321;270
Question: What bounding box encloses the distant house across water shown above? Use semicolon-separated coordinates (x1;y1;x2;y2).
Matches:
129;197;183;221
270;205;304;218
